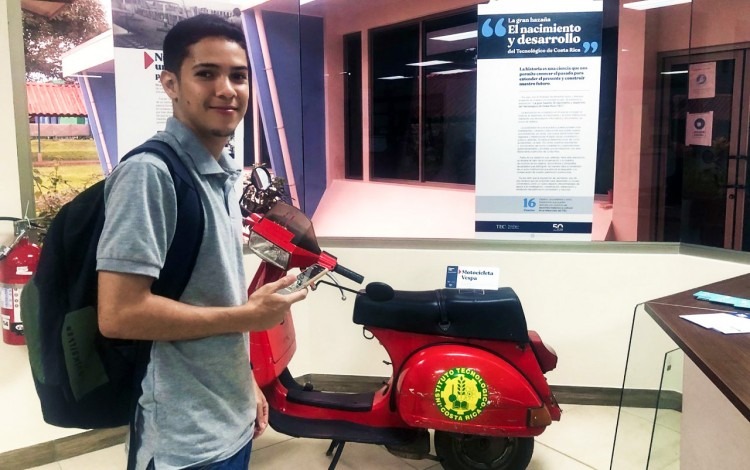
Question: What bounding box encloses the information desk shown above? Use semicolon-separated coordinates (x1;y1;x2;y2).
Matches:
612;273;750;469
643;273;750;420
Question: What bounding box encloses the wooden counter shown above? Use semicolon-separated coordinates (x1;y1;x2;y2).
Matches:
644;273;750;420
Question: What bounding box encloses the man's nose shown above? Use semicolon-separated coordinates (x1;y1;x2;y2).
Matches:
216;75;236;99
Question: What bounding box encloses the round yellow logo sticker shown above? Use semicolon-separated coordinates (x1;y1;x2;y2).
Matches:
434;367;489;421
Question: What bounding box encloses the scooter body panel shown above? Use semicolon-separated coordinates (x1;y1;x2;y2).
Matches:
250;313;296;388
263;375;408;428
370;327;561;426
248;263;296;388
396;344;548;437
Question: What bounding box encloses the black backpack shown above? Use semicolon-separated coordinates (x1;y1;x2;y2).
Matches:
22;139;204;429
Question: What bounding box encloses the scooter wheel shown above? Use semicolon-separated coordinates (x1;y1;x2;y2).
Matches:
434;431;534;470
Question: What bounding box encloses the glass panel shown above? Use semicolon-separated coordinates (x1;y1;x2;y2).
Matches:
662;58;735;247
370;24;420;180
271;0;750;247
422;11;477;185
344;32;363;180
648;348;682;469
611;305;680;469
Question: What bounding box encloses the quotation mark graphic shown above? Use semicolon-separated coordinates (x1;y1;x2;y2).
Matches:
583;42;599;53
481;18;507;38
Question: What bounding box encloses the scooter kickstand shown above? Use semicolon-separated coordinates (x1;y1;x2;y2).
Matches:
325;440;346;470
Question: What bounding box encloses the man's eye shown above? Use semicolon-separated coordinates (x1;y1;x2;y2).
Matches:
196;71;214;78
232;73;249;82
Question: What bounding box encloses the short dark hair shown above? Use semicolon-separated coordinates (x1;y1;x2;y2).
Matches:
163;14;247;74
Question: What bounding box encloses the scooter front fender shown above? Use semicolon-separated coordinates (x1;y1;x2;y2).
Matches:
397;344;550;437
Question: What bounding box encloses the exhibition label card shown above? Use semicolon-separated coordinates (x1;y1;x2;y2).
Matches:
445;266;499;289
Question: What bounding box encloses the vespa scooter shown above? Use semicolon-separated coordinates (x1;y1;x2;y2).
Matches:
242;169;561;470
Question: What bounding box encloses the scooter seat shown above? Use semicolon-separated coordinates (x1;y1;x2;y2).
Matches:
353;287;529;342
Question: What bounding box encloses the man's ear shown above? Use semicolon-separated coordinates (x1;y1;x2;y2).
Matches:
160;70;179;100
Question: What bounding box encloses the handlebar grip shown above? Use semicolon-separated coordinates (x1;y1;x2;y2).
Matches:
333;264;364;284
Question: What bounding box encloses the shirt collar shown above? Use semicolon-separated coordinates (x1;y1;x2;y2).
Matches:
163;117;243;179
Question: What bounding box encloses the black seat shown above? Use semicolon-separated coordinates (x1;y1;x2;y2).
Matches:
353;287;529;342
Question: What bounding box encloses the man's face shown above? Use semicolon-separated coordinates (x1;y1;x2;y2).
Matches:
161;36;249;153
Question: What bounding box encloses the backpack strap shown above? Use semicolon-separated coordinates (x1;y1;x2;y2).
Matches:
121;140;204;298
120;140;205;470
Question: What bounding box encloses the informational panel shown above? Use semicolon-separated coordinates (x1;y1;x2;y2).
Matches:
475;0;603;240
111;0;243;159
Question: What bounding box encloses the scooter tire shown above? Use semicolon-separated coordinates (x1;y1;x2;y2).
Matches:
434;431;534;470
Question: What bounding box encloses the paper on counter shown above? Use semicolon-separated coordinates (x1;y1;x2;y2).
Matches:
680;312;750;334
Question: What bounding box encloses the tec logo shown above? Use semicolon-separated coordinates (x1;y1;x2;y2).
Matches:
694;118;706;130
434;367;489;421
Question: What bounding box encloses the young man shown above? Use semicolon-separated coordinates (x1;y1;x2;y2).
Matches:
96;14;307;469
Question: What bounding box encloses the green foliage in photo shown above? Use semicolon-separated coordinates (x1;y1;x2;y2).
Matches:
29;138;98;161
33;162;102;225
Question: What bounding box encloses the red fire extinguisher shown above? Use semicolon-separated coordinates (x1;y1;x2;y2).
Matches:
0;220;41;346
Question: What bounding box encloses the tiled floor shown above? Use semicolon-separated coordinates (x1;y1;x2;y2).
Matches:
28;405;680;469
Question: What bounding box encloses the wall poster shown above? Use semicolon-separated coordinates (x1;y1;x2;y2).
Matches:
688;62;717;100
475;0;603;240
111;0;244;159
685;111;714;147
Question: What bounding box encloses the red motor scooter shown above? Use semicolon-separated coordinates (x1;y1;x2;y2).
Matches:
243;168;561;470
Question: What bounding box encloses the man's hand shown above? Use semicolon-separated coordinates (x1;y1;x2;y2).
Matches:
241;274;309;331
253;380;269;438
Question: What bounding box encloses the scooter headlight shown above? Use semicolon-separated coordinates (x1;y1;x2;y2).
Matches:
248;232;290;269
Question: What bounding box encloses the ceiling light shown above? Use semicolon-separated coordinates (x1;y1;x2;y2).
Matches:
430;31;478;42
661;70;689;75
431;69;474;75
623;0;691;11
378;75;413;80
300;0;316;5
406;60;452;67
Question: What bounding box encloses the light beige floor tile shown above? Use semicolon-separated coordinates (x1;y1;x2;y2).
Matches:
535;404;618;470
249;437;429;469
253;425;295;451
621;407;681;434
528;442;598;469
643;424;680;470
610;408;680;470
655;458;680;470
27;464;61;470
57;443;127;470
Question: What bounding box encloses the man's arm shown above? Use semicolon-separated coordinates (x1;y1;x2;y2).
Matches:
97;271;306;341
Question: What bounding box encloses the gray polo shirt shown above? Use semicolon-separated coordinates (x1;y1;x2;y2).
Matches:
97;118;254;469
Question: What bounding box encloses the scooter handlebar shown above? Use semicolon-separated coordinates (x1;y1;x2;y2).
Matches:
333;264;364;284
